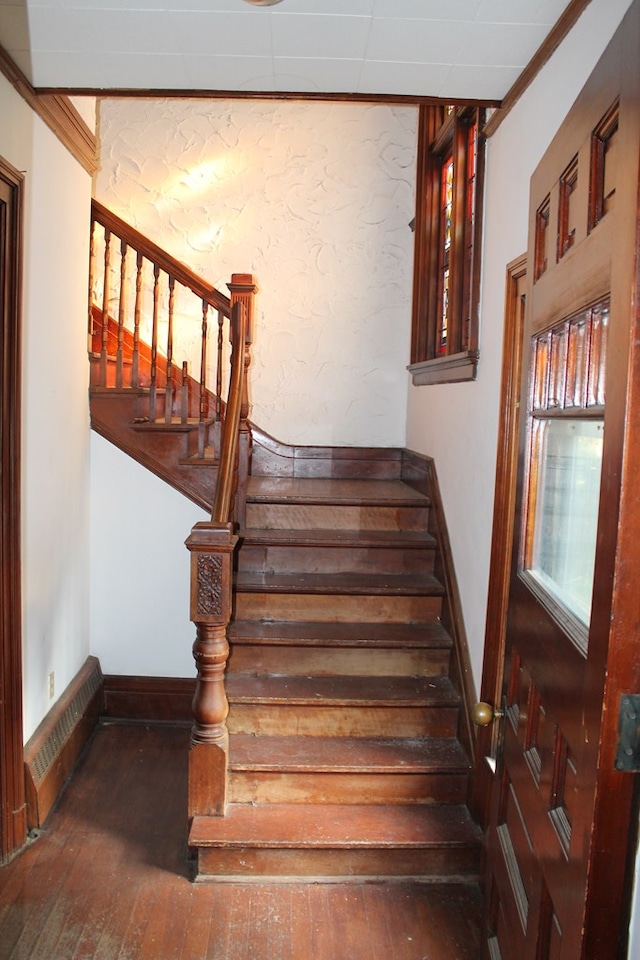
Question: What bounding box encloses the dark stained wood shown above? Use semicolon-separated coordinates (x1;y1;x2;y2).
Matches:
402;450;478;766
23;656;103;830
234;571;444;596
0;723;482;959
0;157;26;864
228;619;452;679
482;6;640;956
250;426;404;481
0;44;97;174
191;803;481;881
228;734;470;806
89;387;218;511
483;0;594;138
102;674;195;723
471;254;527;825
92;200;231;314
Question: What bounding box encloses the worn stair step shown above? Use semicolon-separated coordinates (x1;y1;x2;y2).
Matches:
234;572;443;622
237;528;436;575
247;477;428;505
189;803;481;881
226;675;460;738
246;477;429;532
228;620;452;677
228;735;470;805
235;593;442;623
235;571;443;596
228;619;451;648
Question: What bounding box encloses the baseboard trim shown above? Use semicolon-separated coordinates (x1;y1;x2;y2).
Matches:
24;656;104;830
402;449;478;763
103;674;195;724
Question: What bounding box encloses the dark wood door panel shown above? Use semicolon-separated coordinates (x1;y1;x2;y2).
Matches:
482;5;640;956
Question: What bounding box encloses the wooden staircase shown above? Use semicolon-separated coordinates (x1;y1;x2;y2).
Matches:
188;474;481;882
87;199;481;885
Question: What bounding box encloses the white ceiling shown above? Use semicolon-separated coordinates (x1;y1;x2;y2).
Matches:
0;0;578;100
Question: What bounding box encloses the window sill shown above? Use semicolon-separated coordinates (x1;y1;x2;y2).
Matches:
408;350;479;386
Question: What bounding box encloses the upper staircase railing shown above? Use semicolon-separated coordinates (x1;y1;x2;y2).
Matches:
89;200;256;458
88;200;256;816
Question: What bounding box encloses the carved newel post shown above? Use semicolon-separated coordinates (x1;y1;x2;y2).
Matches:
186;521;237;817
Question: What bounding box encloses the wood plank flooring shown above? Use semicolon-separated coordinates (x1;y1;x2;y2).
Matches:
0;723;482;960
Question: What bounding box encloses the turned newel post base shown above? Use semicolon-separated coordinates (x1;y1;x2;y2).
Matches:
186;521;237;817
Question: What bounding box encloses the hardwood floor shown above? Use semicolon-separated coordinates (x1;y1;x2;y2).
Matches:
0;723;482;959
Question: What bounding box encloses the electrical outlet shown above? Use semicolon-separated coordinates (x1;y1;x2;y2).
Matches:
48;671;55;699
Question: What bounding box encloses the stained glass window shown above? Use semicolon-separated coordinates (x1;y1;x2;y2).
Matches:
409;105;485;384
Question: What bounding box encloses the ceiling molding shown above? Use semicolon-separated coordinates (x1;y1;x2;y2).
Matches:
36;86;500;110
483;0;593;138
0;44;97;175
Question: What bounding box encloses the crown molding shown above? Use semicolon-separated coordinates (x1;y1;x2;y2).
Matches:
483;0;593;138
0;44;97;175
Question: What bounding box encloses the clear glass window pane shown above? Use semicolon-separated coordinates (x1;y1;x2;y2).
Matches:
527;418;603;626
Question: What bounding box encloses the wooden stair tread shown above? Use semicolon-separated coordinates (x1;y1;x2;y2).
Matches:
190;803;481;849
234;571;444;596
131;417;214;432
239;528;435;548
226;674;459;706
228;620;452;648
247;476;429;507
230;735;469;773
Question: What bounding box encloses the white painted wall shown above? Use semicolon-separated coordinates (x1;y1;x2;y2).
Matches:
90;433;207;677
0;76;93;741
406;0;635;692
94;98;417;448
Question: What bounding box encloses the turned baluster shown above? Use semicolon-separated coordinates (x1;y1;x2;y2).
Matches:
198;300;209;458
87;218;96;354
181;361;189;424
100;228;111;386
116;239;128;389
131;252;143;388
216;308;224;422
165;276;175;423
149;264;160;421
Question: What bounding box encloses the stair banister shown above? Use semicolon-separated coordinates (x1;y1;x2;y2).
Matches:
186;275;255;819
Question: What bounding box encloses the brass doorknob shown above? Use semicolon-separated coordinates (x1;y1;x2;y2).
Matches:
472;701;504;727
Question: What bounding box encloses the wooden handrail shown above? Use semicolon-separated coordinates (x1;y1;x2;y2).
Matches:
87;200;257;820
212;301;247;524
91;199;231;314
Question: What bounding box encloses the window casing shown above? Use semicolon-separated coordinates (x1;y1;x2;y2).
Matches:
409;105;485;385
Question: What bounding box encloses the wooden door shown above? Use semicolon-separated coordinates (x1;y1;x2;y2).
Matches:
482;3;640;957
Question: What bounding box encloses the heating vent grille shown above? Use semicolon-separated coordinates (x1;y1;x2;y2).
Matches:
30;661;103;784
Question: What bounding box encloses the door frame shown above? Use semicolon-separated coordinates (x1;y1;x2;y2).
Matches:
471;253;527;823
0;155;26;863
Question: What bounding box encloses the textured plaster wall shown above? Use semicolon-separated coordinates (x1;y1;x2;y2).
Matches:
0;75;93;741
95;98;417;447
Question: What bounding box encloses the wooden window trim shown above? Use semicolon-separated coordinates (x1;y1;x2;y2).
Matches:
409;104;484;385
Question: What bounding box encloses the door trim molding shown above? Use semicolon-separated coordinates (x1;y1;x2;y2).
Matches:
471;253;527;825
0;156;26;862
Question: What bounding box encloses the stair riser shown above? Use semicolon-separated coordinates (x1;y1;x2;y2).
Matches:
234;593;442;623
227;645;451;677
227;706;460;739
228;772;469;806
237;545;435;576
246;504;429;532
194;846;480;882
